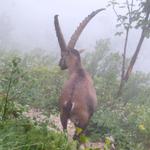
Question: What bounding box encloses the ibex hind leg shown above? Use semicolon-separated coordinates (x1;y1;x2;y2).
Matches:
60;112;68;131
60;101;72;131
73;123;88;141
72;111;89;140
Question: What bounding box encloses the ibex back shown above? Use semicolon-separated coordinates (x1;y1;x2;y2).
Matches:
54;9;105;140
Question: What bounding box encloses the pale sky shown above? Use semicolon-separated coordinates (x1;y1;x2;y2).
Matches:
0;0;150;72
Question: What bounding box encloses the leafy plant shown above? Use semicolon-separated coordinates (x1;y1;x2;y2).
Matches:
0;118;77;150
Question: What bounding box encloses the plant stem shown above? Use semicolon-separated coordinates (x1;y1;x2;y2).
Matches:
2;72;13;120
124;9;150;82
117;27;129;97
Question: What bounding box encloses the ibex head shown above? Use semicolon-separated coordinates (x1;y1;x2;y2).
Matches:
54;9;105;70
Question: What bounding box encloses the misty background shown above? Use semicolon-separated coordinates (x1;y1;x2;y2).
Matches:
0;0;149;72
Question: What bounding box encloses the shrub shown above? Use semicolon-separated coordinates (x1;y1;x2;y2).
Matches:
0;118;77;150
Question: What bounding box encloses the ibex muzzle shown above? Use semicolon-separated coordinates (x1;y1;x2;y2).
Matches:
54;9;105;140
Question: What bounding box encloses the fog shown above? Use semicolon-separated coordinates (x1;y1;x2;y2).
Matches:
0;0;149;72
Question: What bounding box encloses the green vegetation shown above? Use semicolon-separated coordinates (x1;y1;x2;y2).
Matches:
0;39;150;149
0;118;76;150
0;50;76;150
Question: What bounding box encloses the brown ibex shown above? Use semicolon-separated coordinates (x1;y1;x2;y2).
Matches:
54;9;104;139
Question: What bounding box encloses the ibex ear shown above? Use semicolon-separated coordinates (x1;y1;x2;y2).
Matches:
78;49;85;53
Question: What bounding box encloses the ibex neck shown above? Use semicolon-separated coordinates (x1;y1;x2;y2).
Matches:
68;63;83;76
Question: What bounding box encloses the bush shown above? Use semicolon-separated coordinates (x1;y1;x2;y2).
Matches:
0;118;77;150
0;42;150;150
87;102;150;150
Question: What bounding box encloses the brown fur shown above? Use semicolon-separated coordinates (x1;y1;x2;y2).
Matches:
54;9;105;139
59;50;97;139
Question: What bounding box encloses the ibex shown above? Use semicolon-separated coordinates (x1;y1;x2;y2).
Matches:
54;9;104;140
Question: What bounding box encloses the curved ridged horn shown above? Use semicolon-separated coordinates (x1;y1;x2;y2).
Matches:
67;8;105;49
54;15;67;54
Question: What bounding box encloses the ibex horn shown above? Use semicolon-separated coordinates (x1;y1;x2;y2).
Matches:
54;15;67;55
67;8;105;49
